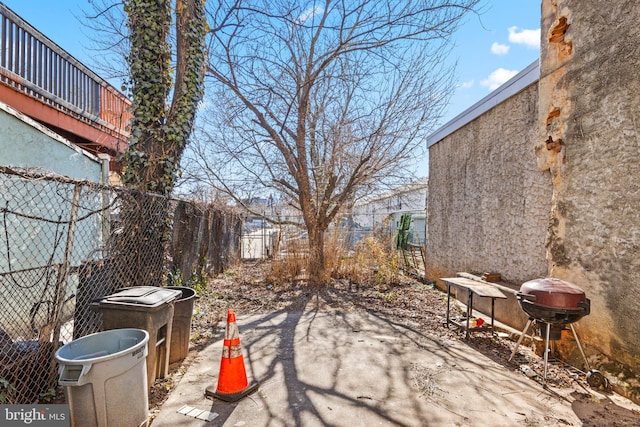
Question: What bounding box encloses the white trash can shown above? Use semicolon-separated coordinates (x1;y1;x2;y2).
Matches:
55;328;149;427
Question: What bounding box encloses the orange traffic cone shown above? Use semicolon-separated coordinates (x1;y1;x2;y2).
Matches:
205;309;259;402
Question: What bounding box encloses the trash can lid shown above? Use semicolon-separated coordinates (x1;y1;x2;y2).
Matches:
93;286;182;309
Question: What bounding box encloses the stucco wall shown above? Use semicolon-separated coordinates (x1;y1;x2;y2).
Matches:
537;0;640;378
426;83;550;292
0;104;102;181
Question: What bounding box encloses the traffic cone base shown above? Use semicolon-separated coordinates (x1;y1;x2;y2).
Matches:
205;380;259;402
205;309;259;402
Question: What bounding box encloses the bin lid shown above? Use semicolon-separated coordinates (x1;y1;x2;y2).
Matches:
92;286;182;309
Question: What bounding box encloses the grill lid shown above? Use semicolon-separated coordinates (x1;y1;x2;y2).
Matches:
519;278;587;310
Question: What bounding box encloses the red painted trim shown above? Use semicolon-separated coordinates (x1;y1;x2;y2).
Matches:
0;83;128;155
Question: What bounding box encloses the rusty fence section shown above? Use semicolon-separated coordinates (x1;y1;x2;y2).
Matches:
0;168;241;403
169;199;243;283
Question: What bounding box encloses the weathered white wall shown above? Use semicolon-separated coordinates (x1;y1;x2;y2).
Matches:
536;0;640;393
353;180;428;229
0;104;104;336
426;83;550;287
0;103;102;181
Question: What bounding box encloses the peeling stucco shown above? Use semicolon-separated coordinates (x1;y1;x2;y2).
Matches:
537;0;640;377
426;0;640;403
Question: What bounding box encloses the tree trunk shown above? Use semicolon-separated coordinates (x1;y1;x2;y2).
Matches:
307;225;328;285
112;191;168;289
118;0;206;291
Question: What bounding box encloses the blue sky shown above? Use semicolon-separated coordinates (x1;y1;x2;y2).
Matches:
442;1;541;124
3;0;541;126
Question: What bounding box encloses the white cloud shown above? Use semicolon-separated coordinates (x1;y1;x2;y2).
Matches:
480;68;519;90
459;79;474;89
491;42;510;55
296;5;323;24
508;26;541;49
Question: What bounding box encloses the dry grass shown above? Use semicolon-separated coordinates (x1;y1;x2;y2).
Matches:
409;363;444;398
266;237;308;284
266;230;403;289
334;235;402;289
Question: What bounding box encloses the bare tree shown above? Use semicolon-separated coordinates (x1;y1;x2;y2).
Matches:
80;0;130;84
185;0;479;283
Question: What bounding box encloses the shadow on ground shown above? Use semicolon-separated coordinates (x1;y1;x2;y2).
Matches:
152;275;640;426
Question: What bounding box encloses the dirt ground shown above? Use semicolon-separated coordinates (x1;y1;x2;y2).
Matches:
148;260;640;426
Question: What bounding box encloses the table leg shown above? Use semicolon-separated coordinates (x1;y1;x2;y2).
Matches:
491;298;496;331
465;291;473;339
445;283;451;328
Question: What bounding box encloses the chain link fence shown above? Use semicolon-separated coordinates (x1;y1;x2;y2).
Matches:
241;209;426;262
0;167;241;403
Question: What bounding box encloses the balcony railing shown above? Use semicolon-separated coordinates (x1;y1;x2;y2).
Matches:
0;3;130;148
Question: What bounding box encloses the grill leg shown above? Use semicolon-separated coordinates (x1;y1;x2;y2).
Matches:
508;318;533;362
569;323;591;371
543;322;551;383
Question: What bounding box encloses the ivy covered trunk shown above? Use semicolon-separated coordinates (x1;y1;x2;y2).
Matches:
119;0;206;287
122;0;205;195
112;191;169;288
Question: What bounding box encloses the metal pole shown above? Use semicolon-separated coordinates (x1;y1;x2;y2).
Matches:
465;291;473;339
543;322;551;383
508;319;533;362
97;154;110;246
445;283;451;327
49;184;81;375
569;323;591;371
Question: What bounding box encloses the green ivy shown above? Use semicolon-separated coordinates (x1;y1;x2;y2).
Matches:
0;378;16;404
122;0;206;196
